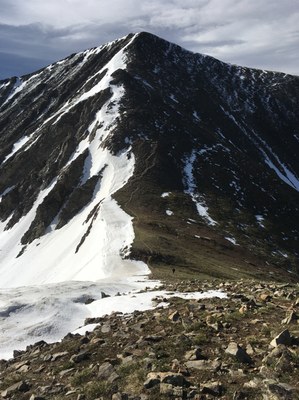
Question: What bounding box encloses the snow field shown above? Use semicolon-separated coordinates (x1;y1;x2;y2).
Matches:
0;33;158;359
74;289;228;336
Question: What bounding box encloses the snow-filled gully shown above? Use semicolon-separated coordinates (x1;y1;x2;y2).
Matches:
0;34;153;359
183;150;217;226
0;34;142;288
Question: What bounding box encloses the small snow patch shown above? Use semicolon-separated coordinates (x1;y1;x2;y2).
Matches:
263;151;299;192
0;186;15;202
169;94;179;103
193;111;200;121
272;250;289;258
255;215;265;228
3;135;32;163
225;237;237;245
183;150;217;226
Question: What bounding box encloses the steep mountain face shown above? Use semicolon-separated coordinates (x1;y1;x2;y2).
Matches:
0;32;298;285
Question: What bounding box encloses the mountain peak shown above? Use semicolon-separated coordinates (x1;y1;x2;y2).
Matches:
0;31;298;290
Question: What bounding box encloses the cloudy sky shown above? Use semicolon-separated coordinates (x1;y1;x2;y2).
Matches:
0;0;298;79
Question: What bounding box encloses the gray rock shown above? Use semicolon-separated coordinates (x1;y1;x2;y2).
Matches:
160;383;183;396
66;390;77;396
70;350;90;363
168;311;180;322
201;381;223;396
160;372;188;387
281;310;298;325
97;362;114;379
59;368;75;377
270;330;292;347
243;378;262;389
29;395;46;400
185;359;220;371
51;351;68;361
225;342;252;364
262;344;287;365
12;360;29;370
19;364;30;373
144;373;160;389
98;362;119;383
209;321;223;332
109;371;120;384
184;348;206;361
111;393;128;400
101;323;111;333
1;381;30;398
246;343;255;355
43;354;52;362
264;379;297;399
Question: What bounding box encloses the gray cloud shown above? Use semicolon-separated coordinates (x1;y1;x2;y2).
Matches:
0;0;298;79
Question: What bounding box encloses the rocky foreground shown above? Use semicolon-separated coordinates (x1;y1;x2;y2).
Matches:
0;279;299;400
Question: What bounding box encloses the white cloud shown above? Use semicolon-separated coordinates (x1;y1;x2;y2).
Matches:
0;0;298;78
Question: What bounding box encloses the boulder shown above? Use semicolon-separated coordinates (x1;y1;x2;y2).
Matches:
184;348;206;361
168;310;181;322
201;381;223;396
51;351;68;361
1;381;30;398
225;342;252;364
185;359;221;371
101;323;111;333
270;330;292;347
70;350;90;363
144;373;160;389
281;310;298;325
12;360;29;370
98;362;119;383
160;372;189;387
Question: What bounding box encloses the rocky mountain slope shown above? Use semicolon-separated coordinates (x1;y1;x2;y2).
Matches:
0;32;298;284
0;279;298;399
1;31;299;400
